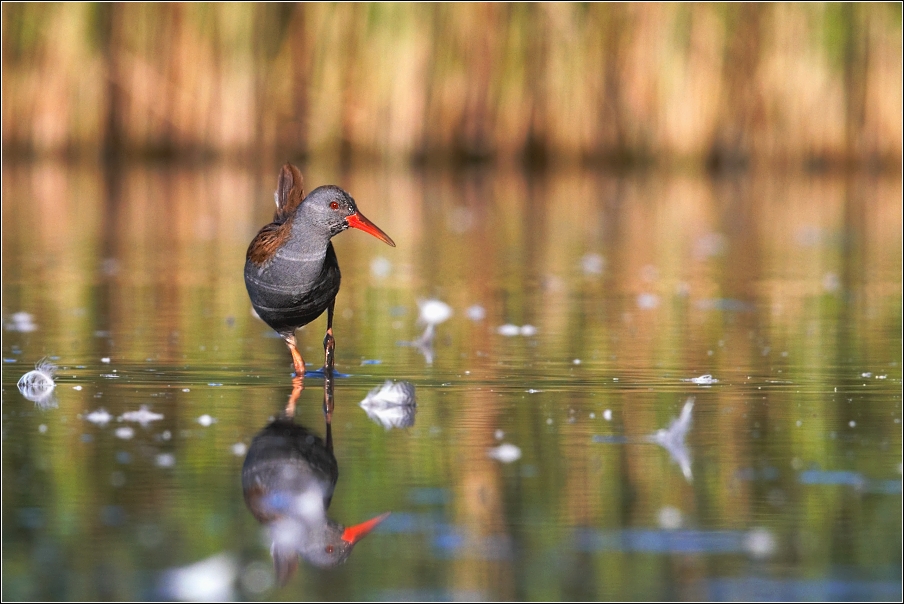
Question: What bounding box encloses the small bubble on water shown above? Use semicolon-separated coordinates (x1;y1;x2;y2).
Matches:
8;311;37;333
636;293;660;309
589;413;596;419
73;385;82;391
38;424;47;434
546;418;553;425
197;414;216;427
487;443;522;463
155;453;176;468
161;430;172;441
182;388;190;392
580;253;605;275
101;357;111;364
657;506;683;530
849;420;856;428
466;305;486;321
241;561;275;594
370;256;392;278
745;528;777;559
497;324;520;337
115;427;134;440
231;443;247;456
796;420;802;427
494;429;504;440
573;359;581;365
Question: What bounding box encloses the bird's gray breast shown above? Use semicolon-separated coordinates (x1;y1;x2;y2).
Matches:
244;242;341;332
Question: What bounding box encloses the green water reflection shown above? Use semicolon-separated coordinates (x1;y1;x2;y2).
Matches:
2;163;901;601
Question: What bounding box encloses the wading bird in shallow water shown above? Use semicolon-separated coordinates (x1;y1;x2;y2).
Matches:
245;164;395;376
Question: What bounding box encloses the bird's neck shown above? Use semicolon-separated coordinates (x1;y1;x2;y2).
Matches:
284;214;332;263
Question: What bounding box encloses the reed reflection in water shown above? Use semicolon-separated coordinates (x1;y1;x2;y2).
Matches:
1;162;901;601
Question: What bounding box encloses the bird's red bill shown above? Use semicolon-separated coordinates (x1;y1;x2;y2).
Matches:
346;212;396;247
341;511;391;545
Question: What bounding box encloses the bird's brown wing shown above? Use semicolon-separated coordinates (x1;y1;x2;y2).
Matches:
274;163;305;222
248;163;305;266
246;219;294;266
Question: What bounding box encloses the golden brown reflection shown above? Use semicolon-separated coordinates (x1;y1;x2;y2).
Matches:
1;161;901;600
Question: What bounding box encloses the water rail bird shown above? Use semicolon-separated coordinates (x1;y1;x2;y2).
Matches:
245;163;395;376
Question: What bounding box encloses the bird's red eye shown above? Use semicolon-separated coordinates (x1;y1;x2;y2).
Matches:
325;545;334;554
330;201;340;210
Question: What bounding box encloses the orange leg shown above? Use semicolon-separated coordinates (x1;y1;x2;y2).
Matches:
283;333;306;377
285;375;304;417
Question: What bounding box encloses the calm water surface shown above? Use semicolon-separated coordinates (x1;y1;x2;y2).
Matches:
2;163;901;601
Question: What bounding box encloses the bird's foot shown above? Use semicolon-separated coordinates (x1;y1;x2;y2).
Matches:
305;366;351;378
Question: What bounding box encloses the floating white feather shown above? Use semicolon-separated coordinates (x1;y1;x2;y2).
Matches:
359;380;417;430
17;358;57;409
417;299;452;326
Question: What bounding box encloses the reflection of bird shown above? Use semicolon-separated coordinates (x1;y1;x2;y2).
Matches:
245;164;395;376
242;416;389;581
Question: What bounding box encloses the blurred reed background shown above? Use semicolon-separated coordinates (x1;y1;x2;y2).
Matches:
2;3;901;169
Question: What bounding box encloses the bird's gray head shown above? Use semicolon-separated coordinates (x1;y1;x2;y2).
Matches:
298;186;396;246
